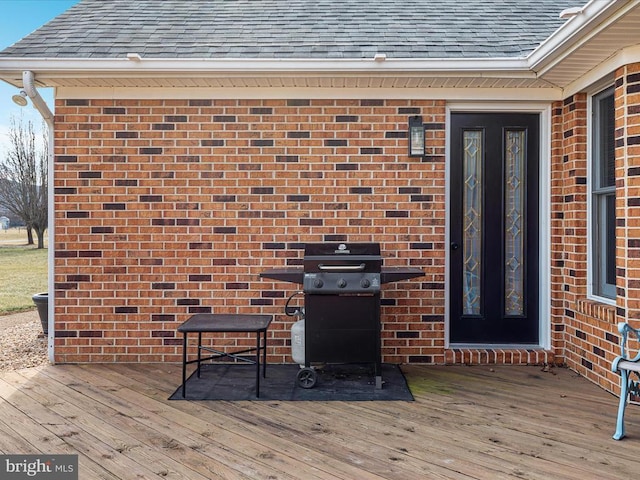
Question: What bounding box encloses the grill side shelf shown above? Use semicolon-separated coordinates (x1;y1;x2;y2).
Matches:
260;267;425;285
259;268;304;284
380;267;425;284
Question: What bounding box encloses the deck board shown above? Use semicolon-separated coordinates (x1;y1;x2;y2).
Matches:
0;363;638;479
98;364;395;480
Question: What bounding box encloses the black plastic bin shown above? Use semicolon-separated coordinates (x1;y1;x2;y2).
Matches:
32;292;48;335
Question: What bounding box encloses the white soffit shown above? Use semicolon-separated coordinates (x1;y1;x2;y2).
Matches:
44;75;554;90
54;85;564;102
533;0;640;92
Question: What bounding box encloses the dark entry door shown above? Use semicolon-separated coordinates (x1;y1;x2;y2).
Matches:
450;113;539;344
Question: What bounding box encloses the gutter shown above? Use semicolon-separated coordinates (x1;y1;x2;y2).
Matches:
0;56;535;79
22;70;55;364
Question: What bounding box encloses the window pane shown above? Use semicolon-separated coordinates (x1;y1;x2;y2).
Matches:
598;93;615;188
505;130;525;316
606;194;616;286
463;130;482;315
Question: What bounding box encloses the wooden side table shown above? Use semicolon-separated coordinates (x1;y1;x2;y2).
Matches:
177;313;272;398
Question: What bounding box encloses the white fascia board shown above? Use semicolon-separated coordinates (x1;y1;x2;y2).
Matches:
528;0;635;76
0;56;534;80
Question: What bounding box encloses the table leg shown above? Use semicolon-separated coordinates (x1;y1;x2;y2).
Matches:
255;330;261;398
197;332;202;378
181;332;187;398
262;329;267;378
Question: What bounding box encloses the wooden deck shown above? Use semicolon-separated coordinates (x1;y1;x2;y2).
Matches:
0;363;638;479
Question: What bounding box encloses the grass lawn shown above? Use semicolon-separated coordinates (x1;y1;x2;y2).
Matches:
0;228;48;315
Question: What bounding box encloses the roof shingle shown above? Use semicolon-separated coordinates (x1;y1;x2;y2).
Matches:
0;0;579;59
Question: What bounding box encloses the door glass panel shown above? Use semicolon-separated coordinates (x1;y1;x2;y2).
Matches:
505;130;525;315
463;130;482;315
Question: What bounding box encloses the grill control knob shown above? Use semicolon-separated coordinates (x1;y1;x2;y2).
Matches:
313;278;324;289
337;278;347;288
361;278;371;288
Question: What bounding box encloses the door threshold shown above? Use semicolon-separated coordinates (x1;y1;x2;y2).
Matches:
449;344;543;349
445;347;555;365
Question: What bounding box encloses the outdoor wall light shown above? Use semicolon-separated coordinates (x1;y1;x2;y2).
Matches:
12;90;28;107
408;115;425;157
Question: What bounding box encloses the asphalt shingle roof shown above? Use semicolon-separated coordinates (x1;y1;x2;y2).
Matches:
0;0;579;59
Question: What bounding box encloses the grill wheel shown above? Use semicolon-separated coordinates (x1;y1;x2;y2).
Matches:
297;368;318;389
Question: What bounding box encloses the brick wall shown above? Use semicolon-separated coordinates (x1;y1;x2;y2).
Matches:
53;99;447;364
550;99;567;363
619;63;640;326
555;64;640;394
552;92;590;376
614;64;640;392
52;66;640;380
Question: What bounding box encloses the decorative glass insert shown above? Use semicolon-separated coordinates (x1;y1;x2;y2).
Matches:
504;130;525;315
463;130;482;315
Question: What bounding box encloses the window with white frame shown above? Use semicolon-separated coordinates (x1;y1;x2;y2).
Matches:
591;86;616;299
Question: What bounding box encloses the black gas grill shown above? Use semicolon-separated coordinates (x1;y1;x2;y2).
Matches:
260;241;425;390
302;243;383;387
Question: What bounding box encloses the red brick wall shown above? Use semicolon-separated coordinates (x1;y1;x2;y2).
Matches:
53;99;447;363
555;64;640;394
614;64;640;392
550;99;568;363
619;63;640;326
551;92;590;376
52;64;640;383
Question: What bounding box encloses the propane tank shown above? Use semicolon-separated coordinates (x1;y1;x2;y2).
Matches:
291;319;305;365
285;291;306;365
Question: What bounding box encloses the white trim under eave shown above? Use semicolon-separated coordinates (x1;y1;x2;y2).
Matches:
54;86;567;102
562;44;640;98
529;0;636;78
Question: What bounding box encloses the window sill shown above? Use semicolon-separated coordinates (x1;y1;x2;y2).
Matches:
576;298;616;323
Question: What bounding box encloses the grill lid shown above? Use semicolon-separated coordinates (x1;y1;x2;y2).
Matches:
303;243;382;293
304;242;380;257
303;243;382;272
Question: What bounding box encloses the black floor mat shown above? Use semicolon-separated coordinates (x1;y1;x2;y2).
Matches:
169;363;414;401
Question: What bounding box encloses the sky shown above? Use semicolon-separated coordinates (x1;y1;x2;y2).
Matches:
0;0;79;156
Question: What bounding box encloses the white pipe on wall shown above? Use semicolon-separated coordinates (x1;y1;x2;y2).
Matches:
22;70;55;364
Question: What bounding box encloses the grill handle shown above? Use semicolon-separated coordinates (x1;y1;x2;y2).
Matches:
317;263;366;272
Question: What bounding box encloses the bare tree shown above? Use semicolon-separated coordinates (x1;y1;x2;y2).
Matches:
0;116;48;248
